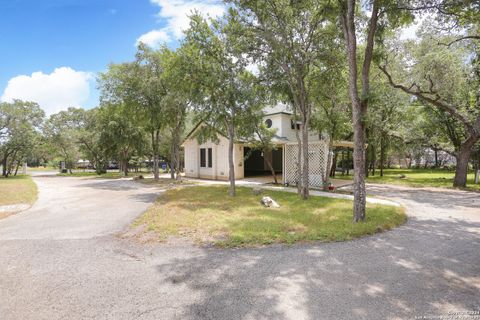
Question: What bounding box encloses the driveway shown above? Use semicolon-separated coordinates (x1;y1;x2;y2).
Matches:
0;176;160;239
0;177;479;320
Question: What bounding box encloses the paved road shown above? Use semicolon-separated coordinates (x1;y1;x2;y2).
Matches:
0;176;160;239
0;177;479;320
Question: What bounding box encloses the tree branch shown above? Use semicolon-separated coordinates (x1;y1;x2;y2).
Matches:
379;64;477;135
439;35;480;47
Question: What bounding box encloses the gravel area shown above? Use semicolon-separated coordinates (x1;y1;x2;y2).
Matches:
0;177;478;320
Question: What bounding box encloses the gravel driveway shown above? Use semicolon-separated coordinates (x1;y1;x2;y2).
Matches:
0;177;478;320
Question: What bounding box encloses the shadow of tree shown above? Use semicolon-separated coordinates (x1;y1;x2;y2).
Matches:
152;217;480;319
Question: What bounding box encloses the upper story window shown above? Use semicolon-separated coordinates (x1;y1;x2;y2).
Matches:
291;120;301;130
265;119;272;128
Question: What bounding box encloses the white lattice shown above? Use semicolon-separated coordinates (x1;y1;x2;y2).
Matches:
284;141;329;188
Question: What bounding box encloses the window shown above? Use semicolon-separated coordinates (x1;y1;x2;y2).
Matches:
208;148;212;168
265;119;272;128
291;120;300;130
200;148;206;167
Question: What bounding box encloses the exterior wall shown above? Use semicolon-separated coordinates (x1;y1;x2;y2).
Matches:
183;135;244;180
263;113;321;141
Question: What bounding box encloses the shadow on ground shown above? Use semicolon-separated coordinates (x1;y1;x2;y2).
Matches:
153;216;480;319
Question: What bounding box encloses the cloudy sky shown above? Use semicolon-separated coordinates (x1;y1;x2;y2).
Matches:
0;0;225;115
0;0;420;116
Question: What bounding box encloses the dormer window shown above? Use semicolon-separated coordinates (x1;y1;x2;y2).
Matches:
265;119;272;128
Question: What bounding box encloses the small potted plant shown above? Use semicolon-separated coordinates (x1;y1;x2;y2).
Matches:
322;181;331;191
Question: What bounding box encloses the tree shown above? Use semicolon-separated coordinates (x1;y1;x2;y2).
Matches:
98;53;167;180
185;14;265;196
380;33;480;187
310;59;351;183
77;108;109;174
229;0;338;199
96;103;146;176
365;69;411;176
44;108;86;173
0;100;44;177
246;112;280;184
159;45;193;180
338;0;413;221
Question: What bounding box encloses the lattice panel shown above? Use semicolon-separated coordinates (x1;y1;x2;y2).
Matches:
284;141;329;188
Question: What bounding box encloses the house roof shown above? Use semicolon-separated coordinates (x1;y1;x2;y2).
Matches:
263;103;292;115
181;121;246;146
264;111;293;116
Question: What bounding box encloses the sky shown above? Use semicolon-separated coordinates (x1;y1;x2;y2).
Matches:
0;0;225;115
0;0;419;116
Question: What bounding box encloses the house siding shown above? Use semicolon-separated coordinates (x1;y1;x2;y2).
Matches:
184;134;244;180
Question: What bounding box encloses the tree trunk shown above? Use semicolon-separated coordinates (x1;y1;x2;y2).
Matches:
330;151;338;177
341;0;378;222
14;161;21;176
371;144;376;176
175;143;181;180
380;133;385;177
346;149;350;175
2;155;8;177
170;141;175;180
434;147;439;168
122;155;129;177
265;155;278;184
227;123;236;197
453;135;479;187
292;108;303;196
300;114;309;199
152;131;160;180
325;141;333;183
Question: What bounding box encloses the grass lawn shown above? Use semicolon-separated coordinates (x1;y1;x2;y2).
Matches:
136;177;196;188
133;186;406;247
335;168;480;191
0;175;37;206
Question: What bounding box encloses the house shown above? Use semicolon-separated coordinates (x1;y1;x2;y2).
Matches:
182;105;351;187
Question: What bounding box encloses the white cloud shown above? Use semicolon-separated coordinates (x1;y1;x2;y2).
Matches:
136;0;225;46
1;67;92;115
136;29;171;47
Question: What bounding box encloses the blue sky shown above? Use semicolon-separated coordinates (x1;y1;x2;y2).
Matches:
0;0;225;115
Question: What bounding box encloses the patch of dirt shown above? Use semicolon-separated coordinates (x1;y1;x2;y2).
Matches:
0;204;31;220
0;212;14;220
119;224;161;244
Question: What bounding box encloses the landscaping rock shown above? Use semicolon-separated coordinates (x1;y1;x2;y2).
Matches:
398;174;406;179
260;196;280;208
133;175;144;181
252;188;263;196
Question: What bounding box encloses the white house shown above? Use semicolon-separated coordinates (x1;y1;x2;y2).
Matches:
182;106;351;187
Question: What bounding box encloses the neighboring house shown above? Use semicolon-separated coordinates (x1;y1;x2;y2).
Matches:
182;106;352;187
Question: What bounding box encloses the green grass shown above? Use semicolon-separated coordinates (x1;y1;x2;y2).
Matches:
136;177;196;187
335;168;480;191
0;175;37;206
133;186;406;247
